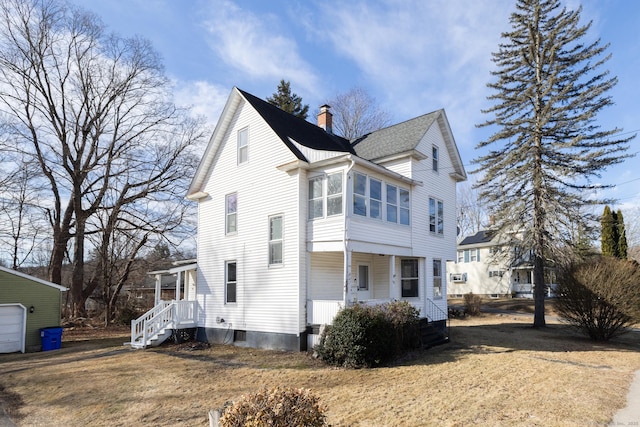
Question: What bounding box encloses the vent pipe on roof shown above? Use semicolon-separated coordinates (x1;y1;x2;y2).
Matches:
317;104;333;134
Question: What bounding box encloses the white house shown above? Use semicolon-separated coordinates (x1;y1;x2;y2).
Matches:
130;87;467;351
446;229;550;298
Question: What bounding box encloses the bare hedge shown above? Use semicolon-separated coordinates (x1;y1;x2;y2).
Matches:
555;256;640;341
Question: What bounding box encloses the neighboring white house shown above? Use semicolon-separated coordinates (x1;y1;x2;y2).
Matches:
447;229;545;298
130;87;467;351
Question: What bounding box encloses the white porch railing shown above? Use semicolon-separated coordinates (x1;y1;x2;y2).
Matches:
130;300;197;349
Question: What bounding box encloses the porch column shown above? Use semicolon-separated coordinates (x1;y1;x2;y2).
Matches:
154;273;162;306
343;249;353;306
389;255;400;300
175;272;182;301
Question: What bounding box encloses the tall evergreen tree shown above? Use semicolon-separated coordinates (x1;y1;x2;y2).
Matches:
601;205;618;257
617;209;628;259
266;80;309;120
474;0;634;327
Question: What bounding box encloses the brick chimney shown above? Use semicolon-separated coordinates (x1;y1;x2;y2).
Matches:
317;104;333;134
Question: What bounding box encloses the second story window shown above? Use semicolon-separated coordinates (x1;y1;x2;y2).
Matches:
370;178;382;219
226;193;237;234
309;177;324;219
432;145;439;172
353;172;367;216
309;173;343;219
429;197;443;234
327;173;343;216
237;127;248;164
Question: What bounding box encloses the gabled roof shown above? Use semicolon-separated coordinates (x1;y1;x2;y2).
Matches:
352;111;439;160
238;89;354;160
0;266;68;291
459;229;497;246
188;87;354;198
352;109;467;182
188;88;466;198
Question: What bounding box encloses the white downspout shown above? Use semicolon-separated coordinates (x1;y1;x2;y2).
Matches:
343;158;356;307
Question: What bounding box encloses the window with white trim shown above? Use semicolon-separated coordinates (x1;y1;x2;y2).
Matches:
399;188;410;225
269;215;283;266
433;259;442;299
225;261;237;303
327;173;343;216
429;197;443;234
432;145;439;172
226;193;237;234
308;177;323;219
369;178;382;219
237;128;248;164
353;172;367;216
309;173;343;219
401;259;419;298
386;184;398;223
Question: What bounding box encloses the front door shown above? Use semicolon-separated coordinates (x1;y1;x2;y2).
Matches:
356;264;371;301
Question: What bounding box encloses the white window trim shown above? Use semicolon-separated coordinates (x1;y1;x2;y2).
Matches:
400;258;419;298
429;197;444;235
432;145;439;172
237;127;248;165
433;258;443;299
225;260;237;304
308;172;343;220
225;192;237;235
268;214;284;267
353;173;410;225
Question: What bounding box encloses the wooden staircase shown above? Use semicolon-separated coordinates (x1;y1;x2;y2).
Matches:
129;300;197;349
419;318;449;348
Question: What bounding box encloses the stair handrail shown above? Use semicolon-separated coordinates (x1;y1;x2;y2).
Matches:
424;298;450;340
131;300;172;346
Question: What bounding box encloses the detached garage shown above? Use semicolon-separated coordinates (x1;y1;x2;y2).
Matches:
0;267;67;353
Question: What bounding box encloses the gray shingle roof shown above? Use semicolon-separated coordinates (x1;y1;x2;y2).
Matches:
351;111;440;161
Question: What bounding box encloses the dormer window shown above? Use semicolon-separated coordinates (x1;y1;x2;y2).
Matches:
238;127;248;164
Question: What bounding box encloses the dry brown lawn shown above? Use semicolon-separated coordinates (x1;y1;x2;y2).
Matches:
1;312;640;426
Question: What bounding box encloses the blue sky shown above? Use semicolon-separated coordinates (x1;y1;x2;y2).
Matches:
71;0;640;212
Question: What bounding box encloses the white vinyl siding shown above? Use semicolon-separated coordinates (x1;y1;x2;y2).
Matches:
196;98;303;336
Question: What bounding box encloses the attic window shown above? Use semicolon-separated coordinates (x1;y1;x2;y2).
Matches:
238;127;248;164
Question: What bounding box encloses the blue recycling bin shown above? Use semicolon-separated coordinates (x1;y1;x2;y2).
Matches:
40;327;63;351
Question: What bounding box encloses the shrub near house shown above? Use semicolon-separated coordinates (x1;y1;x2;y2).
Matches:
555;256;640;340
315;301;421;368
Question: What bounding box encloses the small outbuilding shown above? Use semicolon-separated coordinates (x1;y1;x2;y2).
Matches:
0;266;67;353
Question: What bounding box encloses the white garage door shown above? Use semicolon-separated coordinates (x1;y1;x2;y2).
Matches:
0;304;25;353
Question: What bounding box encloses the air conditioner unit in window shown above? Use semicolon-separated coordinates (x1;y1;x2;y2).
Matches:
451;273;467;282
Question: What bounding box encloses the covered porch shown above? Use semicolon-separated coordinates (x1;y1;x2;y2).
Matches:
129;260;198;349
306;251;447;326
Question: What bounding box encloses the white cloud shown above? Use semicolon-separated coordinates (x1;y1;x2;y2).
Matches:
200;0;320;97
305;0;515;151
173;79;230;128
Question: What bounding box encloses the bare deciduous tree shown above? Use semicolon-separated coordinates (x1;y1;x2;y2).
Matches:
456;180;488;238
327;87;391;140
0;0;205;316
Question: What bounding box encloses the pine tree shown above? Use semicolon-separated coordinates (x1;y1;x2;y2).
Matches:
266;80;309;120
474;0;634;327
617;209;628;259
601;205;618;257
